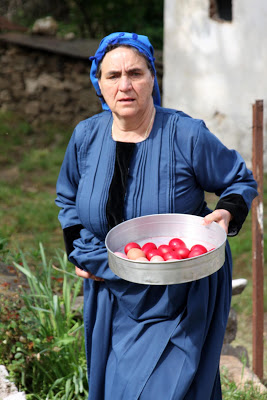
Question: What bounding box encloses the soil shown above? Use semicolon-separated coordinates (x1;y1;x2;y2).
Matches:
0;262;28;297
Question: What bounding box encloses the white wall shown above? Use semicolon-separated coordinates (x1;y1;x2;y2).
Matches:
163;0;267;169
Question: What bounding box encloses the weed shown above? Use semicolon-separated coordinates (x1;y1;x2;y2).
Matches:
0;244;88;399
221;368;266;399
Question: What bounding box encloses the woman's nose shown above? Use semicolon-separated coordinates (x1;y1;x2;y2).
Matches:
118;75;132;91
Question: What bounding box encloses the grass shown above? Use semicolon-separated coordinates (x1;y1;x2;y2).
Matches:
0;110;266;396
0;111;72;260
221;368;266;399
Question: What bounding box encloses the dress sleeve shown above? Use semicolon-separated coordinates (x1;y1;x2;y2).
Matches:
55;125;119;280
215;194;248;236
189;120;258;233
55;128;83;229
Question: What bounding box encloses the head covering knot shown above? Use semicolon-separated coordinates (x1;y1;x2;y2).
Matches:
89;32;161;110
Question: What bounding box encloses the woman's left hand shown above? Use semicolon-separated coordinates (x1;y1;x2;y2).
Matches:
75;266;104;281
202;209;233;234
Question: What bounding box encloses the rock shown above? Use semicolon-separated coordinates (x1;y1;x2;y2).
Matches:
64;32;76;41
232;278;248;295
224;308;237;344
72;295;84;313
25;101;40;116
220;355;267;394
0;365;26;400
32;16;58;36
221;343;249;367
4;394;27;400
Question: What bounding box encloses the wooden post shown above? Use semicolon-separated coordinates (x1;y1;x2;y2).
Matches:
252;99;264;380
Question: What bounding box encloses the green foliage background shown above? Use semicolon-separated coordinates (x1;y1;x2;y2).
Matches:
1;0;163;48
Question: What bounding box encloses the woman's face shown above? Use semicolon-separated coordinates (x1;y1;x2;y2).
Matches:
98;47;154;118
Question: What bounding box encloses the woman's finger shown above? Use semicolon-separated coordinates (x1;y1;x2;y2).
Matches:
202;209;232;234
75;266;104;281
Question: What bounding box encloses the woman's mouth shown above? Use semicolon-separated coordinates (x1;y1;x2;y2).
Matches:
119;98;135;102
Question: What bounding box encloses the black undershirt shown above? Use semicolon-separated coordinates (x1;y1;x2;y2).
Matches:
106;142;136;231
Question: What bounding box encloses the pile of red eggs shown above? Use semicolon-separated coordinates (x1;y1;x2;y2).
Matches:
114;238;214;262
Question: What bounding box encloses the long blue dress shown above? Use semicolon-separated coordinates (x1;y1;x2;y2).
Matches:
56;106;257;399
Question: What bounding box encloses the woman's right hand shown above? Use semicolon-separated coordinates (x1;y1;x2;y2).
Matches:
75;266;104;281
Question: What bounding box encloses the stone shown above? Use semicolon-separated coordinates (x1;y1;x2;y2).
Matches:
0;365;26;400
37;73;63;90
224;308;238;344
0;39;162;127
232;278;248;295
220;355;267;394
4;394;27;400
0;90;12;102
25;101;40;116
64;32;76;41
31;16;58;36
221;343;249;367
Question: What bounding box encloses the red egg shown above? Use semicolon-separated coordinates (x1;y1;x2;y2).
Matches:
158;245;172;256
146;249;162;261
188;244;207;258
174;247;190;259
169;238;187;249
141;242;157;255
163;251;181;261
190;244;207;254
124;242;141;255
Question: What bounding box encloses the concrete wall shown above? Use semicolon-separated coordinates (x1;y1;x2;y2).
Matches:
164;0;267;169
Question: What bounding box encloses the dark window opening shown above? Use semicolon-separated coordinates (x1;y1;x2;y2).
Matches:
210;0;232;22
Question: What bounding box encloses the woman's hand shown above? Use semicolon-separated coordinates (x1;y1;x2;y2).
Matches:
75;266;104;281
202;209;233;234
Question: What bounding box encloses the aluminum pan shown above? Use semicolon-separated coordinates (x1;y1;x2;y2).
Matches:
105;213;227;285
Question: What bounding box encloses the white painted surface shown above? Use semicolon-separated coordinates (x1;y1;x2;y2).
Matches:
164;0;267;169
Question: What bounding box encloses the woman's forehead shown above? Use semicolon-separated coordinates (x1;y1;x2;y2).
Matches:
101;47;147;71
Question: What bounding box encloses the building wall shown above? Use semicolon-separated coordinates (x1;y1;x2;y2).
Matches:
164;0;267;169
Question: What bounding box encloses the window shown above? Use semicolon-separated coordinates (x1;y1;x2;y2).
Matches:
210;0;232;22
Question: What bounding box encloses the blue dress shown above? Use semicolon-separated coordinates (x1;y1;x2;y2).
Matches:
56;106;257;399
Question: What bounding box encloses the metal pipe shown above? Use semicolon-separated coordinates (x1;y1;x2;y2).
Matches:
252;99;264;380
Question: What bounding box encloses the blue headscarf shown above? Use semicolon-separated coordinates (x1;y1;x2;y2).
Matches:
89;32;161;111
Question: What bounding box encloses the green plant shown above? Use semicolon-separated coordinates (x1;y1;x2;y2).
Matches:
221;367;266;399
0;244;88;399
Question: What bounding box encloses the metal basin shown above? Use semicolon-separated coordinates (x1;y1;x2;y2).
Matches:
105;213;227;285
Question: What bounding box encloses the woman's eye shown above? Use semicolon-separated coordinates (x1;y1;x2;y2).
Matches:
131;72;141;77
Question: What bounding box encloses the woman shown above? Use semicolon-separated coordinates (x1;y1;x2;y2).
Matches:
56;32;258;399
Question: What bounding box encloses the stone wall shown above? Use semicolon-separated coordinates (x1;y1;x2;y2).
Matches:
0;36;163;129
